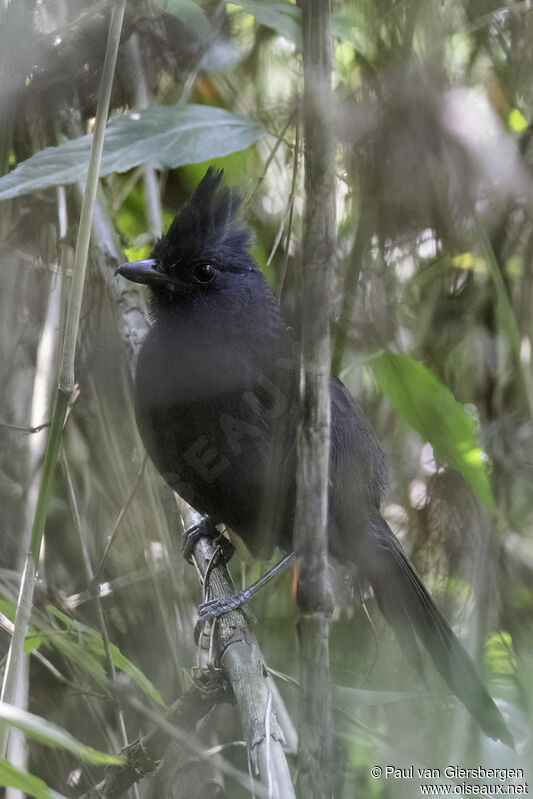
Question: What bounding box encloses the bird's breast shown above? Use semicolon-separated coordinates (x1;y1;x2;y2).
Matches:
134;324;297;556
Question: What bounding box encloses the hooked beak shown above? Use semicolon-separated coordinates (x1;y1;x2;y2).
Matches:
115;259;173;289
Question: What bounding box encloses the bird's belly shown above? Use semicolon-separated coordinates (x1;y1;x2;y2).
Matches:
135;391;296;558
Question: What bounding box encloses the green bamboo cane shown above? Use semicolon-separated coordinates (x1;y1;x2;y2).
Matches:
0;0;127;756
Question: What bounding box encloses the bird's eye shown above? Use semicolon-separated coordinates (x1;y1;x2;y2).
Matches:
193;263;217;284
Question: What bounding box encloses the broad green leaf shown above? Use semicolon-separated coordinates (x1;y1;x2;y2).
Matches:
229;1;301;44
369;351;496;510
47;606;165;706
0;703;120;766
154;0;213;39
0;758;67;799
330;12;366;45
228;3;364;48
0;105;265;200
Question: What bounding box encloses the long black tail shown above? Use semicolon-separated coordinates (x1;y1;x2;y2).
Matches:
359;517;513;747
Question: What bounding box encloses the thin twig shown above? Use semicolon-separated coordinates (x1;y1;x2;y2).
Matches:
265;691;273;799
276;116;300;300
178;0;227;106
62;451;137;786
0;421;51;434
124;34;163;238
63;557;180;609
243;111;297;211
93;455;147;583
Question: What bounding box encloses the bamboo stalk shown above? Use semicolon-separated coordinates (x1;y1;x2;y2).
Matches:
0;0;127;756
294;1;336;796
6;203;65;799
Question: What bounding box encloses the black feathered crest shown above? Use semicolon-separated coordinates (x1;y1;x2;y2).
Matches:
152;167;252;270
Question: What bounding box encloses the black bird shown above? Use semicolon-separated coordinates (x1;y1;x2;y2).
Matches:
117;167;512;746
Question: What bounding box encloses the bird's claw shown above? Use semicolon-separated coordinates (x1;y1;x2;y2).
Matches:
182;520;235;565
182;518;215;563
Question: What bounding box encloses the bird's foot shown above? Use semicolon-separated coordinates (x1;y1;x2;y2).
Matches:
181;518;234;564
198;553;296;621
198;589;252;620
182;518;212;563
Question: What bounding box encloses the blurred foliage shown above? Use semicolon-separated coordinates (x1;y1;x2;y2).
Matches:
1;0;533;797
0;702;120;766
0;758;69;799
369;350;496;509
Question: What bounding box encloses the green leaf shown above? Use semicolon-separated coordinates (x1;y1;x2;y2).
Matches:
154;0;213;39
0;600;16;621
229;1;301;44
484;631;514;681
0;601;47;653
369;351;496;510
0;703;120;766
106;642;165;706
228;3;364;49
0;105;265;200
36;628;109;686
47;606;165;706
124;244;152;262
330;12;364;44
0;758;68;799
24;631;48;654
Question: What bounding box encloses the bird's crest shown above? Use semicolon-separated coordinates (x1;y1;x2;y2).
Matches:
152;167;252;269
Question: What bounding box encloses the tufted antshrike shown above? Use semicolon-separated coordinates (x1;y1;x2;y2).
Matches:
117;168;512;746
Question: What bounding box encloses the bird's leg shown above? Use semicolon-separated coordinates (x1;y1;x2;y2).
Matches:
198;552;296;620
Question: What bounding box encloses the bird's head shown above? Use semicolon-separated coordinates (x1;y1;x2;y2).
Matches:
116;167;257;306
